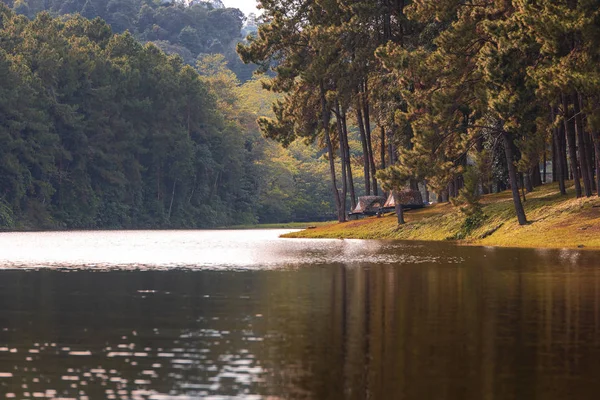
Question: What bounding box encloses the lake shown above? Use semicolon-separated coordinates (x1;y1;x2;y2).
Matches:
1;230;600;399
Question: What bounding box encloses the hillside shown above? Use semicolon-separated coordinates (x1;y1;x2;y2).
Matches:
284;182;600;249
4;0;256;80
0;6;336;230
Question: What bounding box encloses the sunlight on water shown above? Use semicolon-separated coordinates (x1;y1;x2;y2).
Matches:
0;229;462;270
1;230;600;399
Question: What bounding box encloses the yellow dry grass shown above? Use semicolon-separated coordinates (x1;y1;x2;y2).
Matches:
283;182;600;249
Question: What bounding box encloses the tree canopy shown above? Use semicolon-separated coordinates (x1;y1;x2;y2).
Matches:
0;5;336;229
239;0;600;226
4;0;257;81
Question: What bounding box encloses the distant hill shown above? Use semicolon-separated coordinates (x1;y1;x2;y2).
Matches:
3;0;256;81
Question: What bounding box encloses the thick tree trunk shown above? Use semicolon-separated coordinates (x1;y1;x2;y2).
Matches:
321;84;343;222
563;94;582;197
503;132;527;225
356;106;371;195
392;190;404;225
574;94;593;197
531;163;542;188
342;112;356;210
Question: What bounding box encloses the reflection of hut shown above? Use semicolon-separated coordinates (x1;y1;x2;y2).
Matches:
349;196;386;216
381;190;425;213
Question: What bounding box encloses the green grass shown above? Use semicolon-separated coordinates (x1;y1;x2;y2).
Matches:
283;182;600;249
220;221;335;230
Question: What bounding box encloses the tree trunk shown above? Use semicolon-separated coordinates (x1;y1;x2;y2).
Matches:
503;132;527;225
563;93;582;197
594;131;600;197
335;105;348;222
531;163;542;188
321;83;343;222
561;120;569;182
380;126;386;170
356;106;371;195
574;94;593;197
342;112;356;210
552;107;567;195
543;151;547;183
393;190;404;225
579;94;596;191
552;122;557;183
363;87;378;195
524;172;534;193
519;173;527;202
387;129;395;166
168;180;176;221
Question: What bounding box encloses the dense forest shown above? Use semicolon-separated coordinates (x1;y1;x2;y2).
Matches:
5;0;256;80
0;3;336;229
5;0;600;230
240;0;600;226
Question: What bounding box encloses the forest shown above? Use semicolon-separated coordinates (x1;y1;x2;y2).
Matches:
3;0;600;230
5;0;258;81
239;0;600;226
0;1;337;229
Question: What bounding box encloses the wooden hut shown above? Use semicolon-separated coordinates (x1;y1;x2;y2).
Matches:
381;189;425;213
349;196;386;217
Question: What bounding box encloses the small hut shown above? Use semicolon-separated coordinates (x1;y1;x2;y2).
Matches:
349;196;386;217
381;189;425;213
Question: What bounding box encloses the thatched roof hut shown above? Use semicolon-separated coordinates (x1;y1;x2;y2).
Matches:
349;196;386;216
383;189;425;210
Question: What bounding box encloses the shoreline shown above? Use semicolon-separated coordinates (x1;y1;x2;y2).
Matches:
282;182;600;250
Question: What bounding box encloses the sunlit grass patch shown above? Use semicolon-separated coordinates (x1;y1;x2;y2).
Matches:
284;182;600;249
223;221;335;230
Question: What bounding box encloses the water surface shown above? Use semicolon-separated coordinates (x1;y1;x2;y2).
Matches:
1;230;600;399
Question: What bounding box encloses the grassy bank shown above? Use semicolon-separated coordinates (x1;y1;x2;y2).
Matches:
283;182;600;249
221;221;335;230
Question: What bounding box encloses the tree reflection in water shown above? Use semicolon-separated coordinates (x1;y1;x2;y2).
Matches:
0;238;599;399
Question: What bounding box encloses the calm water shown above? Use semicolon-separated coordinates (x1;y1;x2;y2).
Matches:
1;230;600;399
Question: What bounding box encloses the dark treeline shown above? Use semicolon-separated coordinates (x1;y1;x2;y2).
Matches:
0;5;335;229
239;0;600;225
0;6;244;228
4;0;256;81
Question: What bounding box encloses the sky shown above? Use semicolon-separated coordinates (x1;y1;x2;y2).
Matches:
221;0;261;16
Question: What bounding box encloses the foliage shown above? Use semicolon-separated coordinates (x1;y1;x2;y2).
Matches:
0;7;334;229
376;166;409;193
451;167;483;216
3;0;256;81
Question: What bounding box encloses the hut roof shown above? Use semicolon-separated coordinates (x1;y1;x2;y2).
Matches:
351;196;386;214
384;190;424;208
